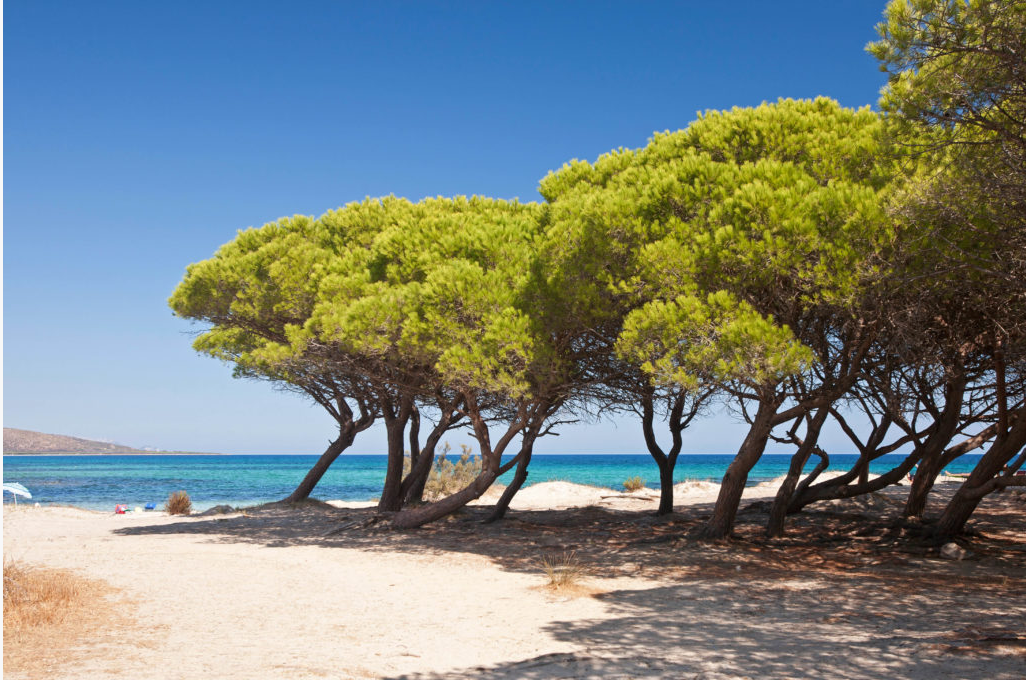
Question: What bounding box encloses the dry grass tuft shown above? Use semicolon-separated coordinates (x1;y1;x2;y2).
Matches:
4;559;122;675
540;551;588;594
623;476;646;493
165;489;193;515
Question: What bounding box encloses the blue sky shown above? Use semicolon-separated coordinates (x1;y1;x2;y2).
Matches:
4;1;891;454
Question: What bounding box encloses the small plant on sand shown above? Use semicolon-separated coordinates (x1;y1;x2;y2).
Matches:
164;490;192;515
540;551;586;592
424;444;482;500
623;476;645;493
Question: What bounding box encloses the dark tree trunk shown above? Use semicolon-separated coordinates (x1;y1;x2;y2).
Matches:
656;458;677;515
391;398;534;529
790;450;922;512
486;441;534;523
392;468;499;528
935;407;1026;538
697;398;778;540
378;395;413;512
401;407;460;505
639;390;687;516
790;447;828;508
281;433;353;503
904;376;966;518
767;408;828;537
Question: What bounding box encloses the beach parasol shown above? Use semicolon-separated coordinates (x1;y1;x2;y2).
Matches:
3;482;33;504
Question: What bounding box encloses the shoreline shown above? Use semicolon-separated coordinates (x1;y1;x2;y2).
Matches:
10;473;943;515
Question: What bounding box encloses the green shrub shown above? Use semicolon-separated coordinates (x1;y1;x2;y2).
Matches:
623;476;645;493
402;443;483;500
164;490;192;515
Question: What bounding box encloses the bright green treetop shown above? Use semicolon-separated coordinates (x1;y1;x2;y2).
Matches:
540;98;893;393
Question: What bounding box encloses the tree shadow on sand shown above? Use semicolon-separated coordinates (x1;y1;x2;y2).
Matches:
113;490;1026;679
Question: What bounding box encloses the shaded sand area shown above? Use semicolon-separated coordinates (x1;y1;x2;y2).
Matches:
4;480;1025;679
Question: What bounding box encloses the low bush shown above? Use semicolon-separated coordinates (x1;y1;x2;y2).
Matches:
164;490;192;515
540;551;586;592
403;443;483;501
623;476;646;492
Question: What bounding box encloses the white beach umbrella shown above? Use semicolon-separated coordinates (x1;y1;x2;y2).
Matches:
3;482;33;504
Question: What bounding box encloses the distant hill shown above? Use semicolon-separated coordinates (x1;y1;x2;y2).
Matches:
3;428;153;454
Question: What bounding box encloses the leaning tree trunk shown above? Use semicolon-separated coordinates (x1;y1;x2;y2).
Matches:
697;399;778;540
401;407;460;505
934;409;1026;539
392;399;532;529
486;420;546;523
393;468;499;528
281;432;354;504
904;376;965;518
486;446;532;523
767;408;828;537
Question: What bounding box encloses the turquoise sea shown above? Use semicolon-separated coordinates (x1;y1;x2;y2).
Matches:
2;453;984;512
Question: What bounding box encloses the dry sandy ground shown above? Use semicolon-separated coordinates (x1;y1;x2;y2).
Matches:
4;479;1025;679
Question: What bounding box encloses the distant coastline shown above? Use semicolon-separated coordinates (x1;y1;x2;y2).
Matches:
2;427;217;456
2;451;224;456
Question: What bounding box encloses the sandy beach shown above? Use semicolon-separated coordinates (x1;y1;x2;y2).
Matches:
4;479;1025;679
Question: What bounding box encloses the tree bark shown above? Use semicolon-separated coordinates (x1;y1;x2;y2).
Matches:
935;407;1026;538
391;397;529;528
697;398;778;540
767;408;828;537
392;468;499;528
281;433;354;503
640;390;687;516
790;446;828;507
401;407;460;505
486;438;535;523
378;395;413;512
904;375;966;518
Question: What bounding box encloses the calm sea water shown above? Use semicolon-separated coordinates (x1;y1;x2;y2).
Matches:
2;453;984;512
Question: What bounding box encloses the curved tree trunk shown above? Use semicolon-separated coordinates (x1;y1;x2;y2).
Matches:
486;443;533;523
401;407;460;505
392;468;499;528
767;408;828;537
697;398;777;540
281;433;354;504
639;390;687;516
904;375;966;518
392;397;538;529
789;447;828;509
935;407;1026;539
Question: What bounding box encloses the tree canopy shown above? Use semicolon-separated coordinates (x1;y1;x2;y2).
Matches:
171;3;1024;542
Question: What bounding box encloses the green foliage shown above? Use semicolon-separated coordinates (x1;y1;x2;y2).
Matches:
540;98;892;392
404;443;483;500
869;0;1026;349
869;0;1025;145
622;476;645;492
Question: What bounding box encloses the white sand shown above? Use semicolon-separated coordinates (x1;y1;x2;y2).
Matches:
4;479;1023;679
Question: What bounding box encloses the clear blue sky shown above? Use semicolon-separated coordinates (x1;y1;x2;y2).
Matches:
4;1;890;454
